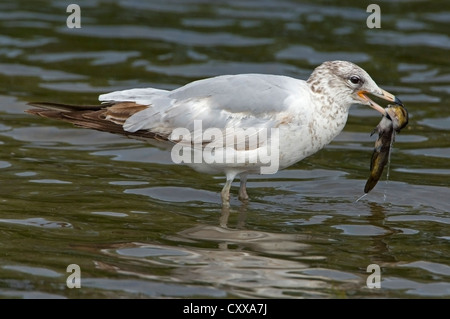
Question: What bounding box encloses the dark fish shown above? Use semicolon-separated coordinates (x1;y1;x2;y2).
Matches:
364;104;408;193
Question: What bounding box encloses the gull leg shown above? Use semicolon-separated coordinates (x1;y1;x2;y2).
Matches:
221;172;236;206
238;174;249;201
221;179;232;206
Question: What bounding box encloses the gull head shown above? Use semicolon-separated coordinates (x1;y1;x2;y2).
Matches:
307;61;402;118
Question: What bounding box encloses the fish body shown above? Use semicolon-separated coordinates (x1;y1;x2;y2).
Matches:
364;104;408;193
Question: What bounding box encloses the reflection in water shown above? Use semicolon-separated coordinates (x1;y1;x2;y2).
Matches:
219;202;248;228
365;202;398;264
90;218;375;298
96;232;332;298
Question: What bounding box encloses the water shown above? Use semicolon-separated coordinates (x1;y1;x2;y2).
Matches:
0;0;449;299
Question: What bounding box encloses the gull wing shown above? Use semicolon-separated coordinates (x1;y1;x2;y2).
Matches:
100;74;310;141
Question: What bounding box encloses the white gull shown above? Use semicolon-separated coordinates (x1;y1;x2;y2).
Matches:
27;60;402;206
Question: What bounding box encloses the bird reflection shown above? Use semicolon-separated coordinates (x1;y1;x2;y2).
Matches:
365;201;401;264
219;201;248;229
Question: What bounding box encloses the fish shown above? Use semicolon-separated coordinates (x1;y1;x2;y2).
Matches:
364;104;408;193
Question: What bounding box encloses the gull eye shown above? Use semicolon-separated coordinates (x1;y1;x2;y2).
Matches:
349;75;361;85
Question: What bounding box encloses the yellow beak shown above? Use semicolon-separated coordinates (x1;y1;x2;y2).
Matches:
358;89;403;117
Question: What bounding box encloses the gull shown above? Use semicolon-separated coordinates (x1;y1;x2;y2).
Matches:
27;60;402;206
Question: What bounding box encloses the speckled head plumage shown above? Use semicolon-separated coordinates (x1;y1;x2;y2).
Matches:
307;60;402;115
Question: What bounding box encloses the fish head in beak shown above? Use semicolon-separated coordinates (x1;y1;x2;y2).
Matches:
357;88;403;120
386;104;409;132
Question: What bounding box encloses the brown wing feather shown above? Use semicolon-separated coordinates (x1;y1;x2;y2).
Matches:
26;102;170;142
103;102;147;125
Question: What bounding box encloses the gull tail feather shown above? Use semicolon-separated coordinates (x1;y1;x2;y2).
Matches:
27;101;112;112
26;101;170;142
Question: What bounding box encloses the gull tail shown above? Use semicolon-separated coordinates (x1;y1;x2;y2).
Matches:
27;102;109;112
26;101;119;132
26;101;168;142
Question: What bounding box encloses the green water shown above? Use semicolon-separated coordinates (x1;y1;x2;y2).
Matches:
0;0;449;299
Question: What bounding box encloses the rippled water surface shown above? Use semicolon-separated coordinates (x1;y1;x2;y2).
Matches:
0;0;449;299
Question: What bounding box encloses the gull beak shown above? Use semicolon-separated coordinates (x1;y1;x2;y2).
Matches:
358;89;403;119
